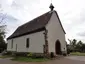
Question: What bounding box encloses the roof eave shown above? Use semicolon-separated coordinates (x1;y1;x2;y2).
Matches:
7;27;45;40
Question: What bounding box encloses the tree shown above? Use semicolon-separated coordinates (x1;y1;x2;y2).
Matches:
75;41;85;52
81;44;85;52
0;13;7;52
68;39;77;52
72;39;77;45
68;39;85;53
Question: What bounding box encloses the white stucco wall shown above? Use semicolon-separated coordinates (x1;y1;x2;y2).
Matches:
46;11;67;53
7;31;45;53
7;40;12;51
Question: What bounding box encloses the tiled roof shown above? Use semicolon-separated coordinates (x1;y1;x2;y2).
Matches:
7;11;66;40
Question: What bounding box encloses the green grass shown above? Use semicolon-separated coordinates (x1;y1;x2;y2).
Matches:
0;55;50;62
0;55;12;58
12;57;49;62
70;52;85;56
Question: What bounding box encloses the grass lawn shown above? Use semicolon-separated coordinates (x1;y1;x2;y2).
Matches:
0;55;12;58
11;57;49;62
70;52;85;56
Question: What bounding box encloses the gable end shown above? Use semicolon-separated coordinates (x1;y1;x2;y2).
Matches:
54;11;66;34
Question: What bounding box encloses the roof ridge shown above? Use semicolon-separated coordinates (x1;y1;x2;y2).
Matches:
7;11;53;40
19;11;51;28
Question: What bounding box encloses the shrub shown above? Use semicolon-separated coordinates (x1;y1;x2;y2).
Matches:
32;54;44;58
50;52;55;58
2;51;12;55
27;52;33;57
15;52;27;57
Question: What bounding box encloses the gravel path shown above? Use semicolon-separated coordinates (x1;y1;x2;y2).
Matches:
0;58;17;64
66;56;85;62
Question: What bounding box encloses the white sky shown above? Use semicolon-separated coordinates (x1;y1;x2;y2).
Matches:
0;0;85;43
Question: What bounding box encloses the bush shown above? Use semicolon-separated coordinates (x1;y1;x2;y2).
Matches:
27;53;44;58
2;51;12;55
15;52;27;56
62;53;67;56
27;52;33;57
32;54;44;58
50;52;55;58
67;48;70;54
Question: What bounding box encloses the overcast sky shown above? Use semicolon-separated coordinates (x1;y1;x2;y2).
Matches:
0;0;85;43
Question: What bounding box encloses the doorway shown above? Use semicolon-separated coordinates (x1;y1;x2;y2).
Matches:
55;40;61;55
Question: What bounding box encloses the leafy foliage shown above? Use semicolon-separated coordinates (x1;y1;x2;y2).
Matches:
67;39;85;53
0;13;7;52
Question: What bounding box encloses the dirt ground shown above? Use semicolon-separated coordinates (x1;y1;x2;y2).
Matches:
0;56;85;64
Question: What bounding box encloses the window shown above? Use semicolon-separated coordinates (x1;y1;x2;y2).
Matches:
26;38;29;48
11;39;13;48
16;44;17;51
